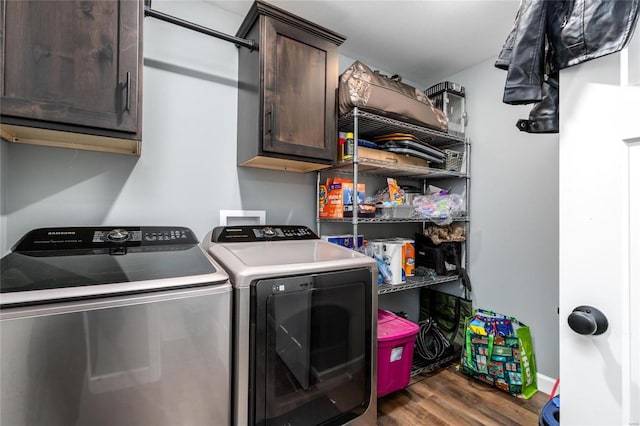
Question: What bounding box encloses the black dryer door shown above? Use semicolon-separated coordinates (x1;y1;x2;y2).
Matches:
251;268;372;426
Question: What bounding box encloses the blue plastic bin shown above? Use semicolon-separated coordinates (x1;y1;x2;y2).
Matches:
539;395;560;426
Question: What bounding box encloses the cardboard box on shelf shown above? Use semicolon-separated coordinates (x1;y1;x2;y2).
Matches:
321;234;364;249
357;147;429;168
319;178;365;219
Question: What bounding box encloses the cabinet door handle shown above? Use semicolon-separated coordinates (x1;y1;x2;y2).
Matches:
125;71;131;112
266;104;274;134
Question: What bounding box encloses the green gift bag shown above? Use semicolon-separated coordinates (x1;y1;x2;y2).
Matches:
460;309;537;399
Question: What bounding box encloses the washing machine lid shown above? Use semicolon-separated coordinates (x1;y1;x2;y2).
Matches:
208;225;365;266
204;226;375;286
219;239;366;266
1;226;228;307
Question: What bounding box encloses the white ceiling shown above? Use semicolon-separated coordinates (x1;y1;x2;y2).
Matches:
205;0;519;87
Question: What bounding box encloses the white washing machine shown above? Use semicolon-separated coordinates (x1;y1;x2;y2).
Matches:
202;225;378;426
0;226;232;426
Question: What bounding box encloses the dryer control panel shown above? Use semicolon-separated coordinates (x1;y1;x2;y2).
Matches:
210;226;318;243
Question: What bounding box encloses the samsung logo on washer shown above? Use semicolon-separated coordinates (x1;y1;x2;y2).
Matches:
48;231;76;235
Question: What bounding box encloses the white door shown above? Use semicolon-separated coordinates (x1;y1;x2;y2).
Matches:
559;32;640;426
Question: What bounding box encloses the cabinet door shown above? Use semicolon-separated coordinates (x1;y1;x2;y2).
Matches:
0;0;139;134
262;16;337;162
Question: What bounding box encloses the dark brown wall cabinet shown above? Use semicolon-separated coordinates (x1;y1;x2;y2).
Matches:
236;1;345;172
0;0;143;155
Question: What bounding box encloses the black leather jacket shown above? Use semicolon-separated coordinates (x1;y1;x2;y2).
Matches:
496;0;639;133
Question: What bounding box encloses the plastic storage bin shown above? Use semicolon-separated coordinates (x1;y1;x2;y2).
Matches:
376;204;413;219
424;81;466;139
377;309;420;397
539;395;560;426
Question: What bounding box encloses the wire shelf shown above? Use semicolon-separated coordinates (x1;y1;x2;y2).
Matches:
377;274;460;295
411;352;460;377
328;157;467;179
338;110;465;148
319;216;469;224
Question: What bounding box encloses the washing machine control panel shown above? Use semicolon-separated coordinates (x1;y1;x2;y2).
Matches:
93;227;193;244
13;226;198;252
211;225;318;243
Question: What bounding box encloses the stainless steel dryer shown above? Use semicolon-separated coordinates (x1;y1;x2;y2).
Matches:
0;226;232;426
202;225;377;426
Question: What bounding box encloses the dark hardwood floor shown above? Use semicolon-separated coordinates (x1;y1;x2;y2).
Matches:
377;363;548;425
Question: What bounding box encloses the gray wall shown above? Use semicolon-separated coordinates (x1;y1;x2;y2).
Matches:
445;59;560;379
0;1;559;379
0;1;316;253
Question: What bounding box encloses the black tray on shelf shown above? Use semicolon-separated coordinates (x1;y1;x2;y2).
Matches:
384;147;445;164
379;139;445;159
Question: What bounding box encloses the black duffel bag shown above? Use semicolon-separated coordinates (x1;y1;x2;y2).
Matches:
414;232;471;292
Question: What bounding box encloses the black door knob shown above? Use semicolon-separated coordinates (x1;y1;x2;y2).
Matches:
567;306;608;335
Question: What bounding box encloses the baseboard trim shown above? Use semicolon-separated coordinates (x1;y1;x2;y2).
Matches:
537;372;557;396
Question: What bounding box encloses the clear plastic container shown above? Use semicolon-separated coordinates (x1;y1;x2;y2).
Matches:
376;204;413;219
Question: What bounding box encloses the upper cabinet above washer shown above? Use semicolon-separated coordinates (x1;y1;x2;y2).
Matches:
0;0;143;155
236;0;345;173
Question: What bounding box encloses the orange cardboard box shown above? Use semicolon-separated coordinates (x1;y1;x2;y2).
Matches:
319;178;365;218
